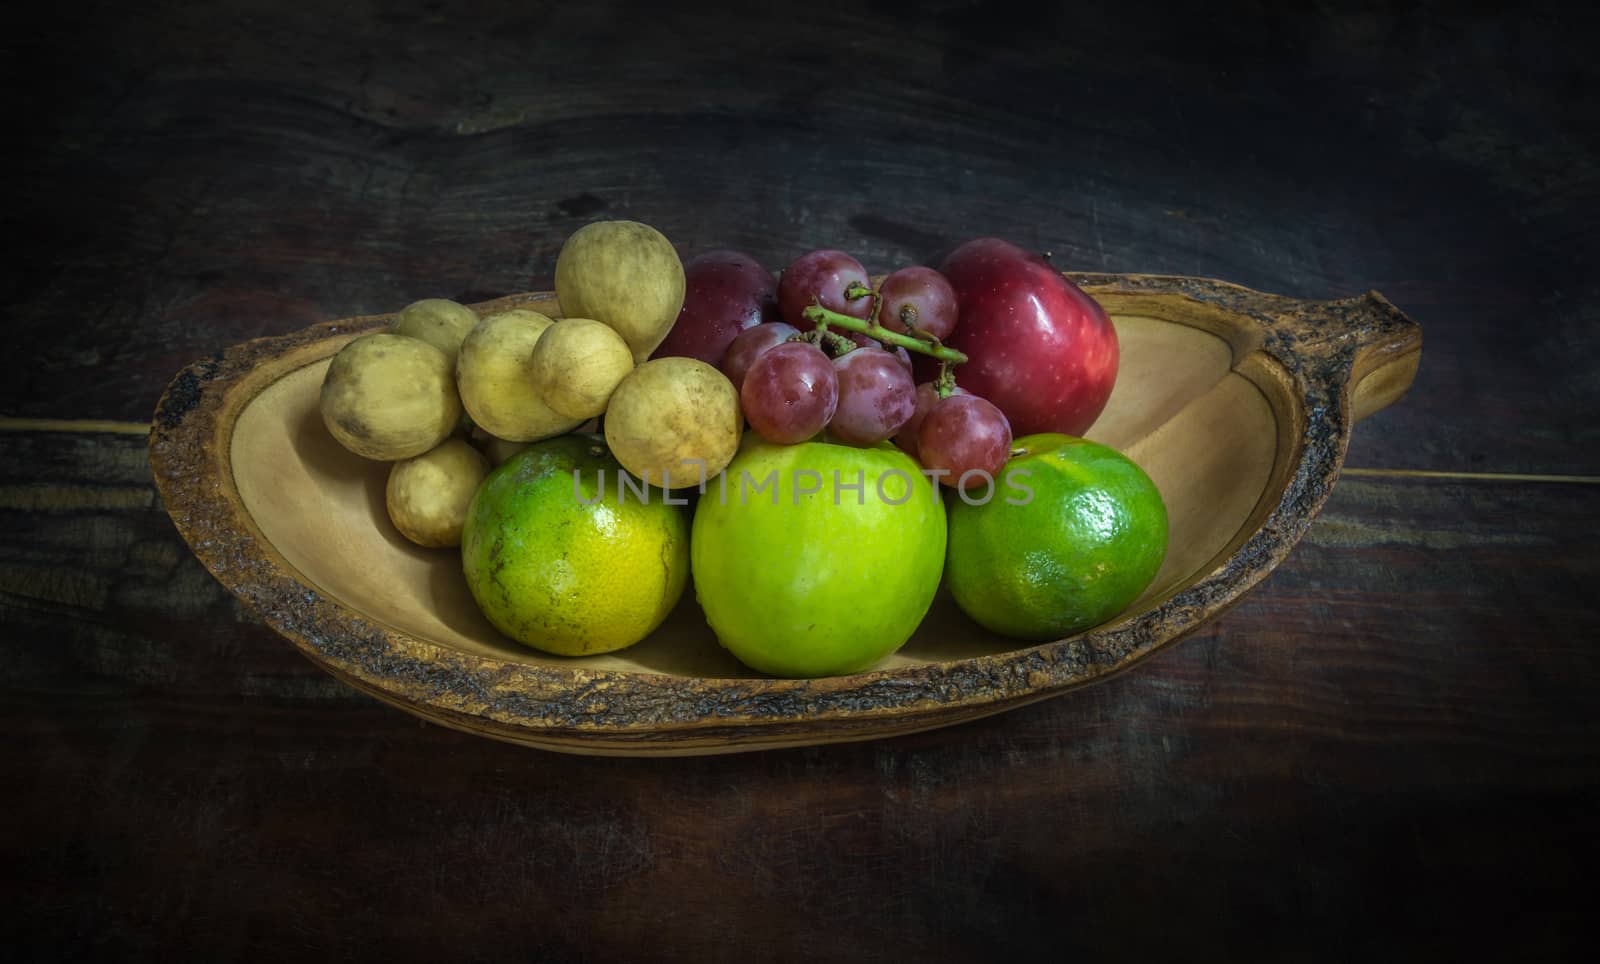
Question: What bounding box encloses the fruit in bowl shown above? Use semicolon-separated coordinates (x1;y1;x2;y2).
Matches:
604;356;743;489
389;297;479;366
461;436;689;656
456;309;583;443
924;237;1119;437
309;223;1166;679
385;438;491;549
319;332;460;461
651;250;779;365
155;234;1421;751
554;220;686;363
946;434;1168;640
690;436;946;678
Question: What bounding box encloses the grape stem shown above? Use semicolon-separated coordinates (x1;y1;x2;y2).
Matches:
821;330;858;356
787;328;858;357
801;303;969;364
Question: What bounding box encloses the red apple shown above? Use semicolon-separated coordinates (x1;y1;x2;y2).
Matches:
651;250;779;365
928;238;1118;437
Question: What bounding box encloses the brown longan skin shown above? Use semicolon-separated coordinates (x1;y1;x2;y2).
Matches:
385;438;491;548
320;333;461;461
604;357;741;489
555;221;686;364
529;317;635;420
455;309;584;443
391;298;478;368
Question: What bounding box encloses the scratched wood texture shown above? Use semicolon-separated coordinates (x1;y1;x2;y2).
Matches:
4;0;1599;960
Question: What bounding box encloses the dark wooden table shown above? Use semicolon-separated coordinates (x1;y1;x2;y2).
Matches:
6;2;1597;959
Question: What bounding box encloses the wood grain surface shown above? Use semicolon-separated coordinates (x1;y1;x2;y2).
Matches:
4;0;1598;959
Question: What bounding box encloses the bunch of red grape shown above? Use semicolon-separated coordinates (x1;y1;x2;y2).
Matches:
657;248;1014;490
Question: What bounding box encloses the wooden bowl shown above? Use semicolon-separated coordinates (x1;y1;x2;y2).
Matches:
150;274;1420;755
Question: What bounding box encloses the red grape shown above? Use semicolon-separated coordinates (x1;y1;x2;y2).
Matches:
741;341;839;445
720;322;799;393
916;394;1012;490
894;382;966;458
828;347;917;446
847;331;912;372
652;250;779;365
777;250;873;327
877;266;958;340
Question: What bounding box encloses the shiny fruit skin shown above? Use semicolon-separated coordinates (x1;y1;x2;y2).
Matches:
877;266;958;340
720;322;799;392
691;437;946;677
829;347;916;446
893;382;964;458
461;435;688;655
930;238;1118;437
651;250;779;365
915;393;1012;489
777;249;873;327
946;433;1166;640
740;341;838;445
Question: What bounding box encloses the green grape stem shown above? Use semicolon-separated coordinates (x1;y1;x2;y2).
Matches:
822;331;858;356
843;281;875;301
785;327;859;357
801;303;969;365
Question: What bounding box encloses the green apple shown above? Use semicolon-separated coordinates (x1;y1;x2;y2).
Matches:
691;436;946;677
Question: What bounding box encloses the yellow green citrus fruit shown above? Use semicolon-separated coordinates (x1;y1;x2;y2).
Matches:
691;436;946;677
461;435;688;656
947;433;1168;640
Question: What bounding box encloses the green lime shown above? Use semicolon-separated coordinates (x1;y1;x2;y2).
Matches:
461;434;688;656
947;433;1168;640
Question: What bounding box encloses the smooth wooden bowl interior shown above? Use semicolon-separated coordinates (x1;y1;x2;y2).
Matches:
229;296;1277;678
